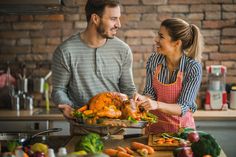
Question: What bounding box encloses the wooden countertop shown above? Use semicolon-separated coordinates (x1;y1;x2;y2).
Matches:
0;108;236;121
65;136;227;157
0;108;65;120
193;109;236;120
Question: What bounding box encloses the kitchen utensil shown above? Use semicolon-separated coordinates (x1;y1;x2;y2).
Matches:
20;128;62;147
24;95;34;110
11;95;20;111
44;82;50;112
33;71;52;93
17;78;28;93
148;134;189;151
33;78;45;93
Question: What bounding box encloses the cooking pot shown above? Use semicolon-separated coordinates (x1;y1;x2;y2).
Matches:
33;71;52;93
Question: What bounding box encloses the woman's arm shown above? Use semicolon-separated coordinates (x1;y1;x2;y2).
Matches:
177;62;202;115
134;93;182;116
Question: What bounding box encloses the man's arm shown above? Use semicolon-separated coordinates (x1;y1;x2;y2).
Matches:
52;47;74;119
119;47;136;98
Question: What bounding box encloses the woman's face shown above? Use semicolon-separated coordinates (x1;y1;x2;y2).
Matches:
154;26;177;55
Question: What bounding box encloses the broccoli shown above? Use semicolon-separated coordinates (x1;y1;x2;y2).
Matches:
75;133;104;154
191;132;221;157
176;129;221;157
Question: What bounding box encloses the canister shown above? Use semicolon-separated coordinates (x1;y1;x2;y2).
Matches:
33;77;45;93
11;95;20;111
230;86;236;109
24;96;34;110
17;78;28;93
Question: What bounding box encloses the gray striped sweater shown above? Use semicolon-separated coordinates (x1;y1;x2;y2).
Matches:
52;33;136;108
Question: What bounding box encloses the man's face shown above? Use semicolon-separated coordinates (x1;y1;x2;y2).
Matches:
97;6;121;39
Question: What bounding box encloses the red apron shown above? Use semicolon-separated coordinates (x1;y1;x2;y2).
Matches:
148;64;195;134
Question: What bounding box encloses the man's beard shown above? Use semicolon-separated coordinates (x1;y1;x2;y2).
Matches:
97;22;115;39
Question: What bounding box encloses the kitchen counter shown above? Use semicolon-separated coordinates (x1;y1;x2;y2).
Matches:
65;136;227;157
0;108;70;135
193;109;236;120
0;108;65;120
1;108;236;121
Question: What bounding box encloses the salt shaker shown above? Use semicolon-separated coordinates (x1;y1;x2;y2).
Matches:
47;148;56;157
58;147;67;157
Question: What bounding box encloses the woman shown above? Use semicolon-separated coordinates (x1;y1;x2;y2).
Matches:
134;18;204;134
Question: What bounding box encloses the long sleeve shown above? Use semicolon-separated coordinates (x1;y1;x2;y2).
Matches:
51;47;74;107
119;47;136;98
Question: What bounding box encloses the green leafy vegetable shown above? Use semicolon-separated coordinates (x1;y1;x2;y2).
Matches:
75;133;104;154
128;116;138;123
191;132;221;157
143;112;158;123
7;140;21;152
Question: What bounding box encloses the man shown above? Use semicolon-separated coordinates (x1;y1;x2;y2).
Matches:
52;0;136;120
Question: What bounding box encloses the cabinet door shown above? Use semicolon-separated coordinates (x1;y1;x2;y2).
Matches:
0;121;49;133
196;120;236;157
49;120;70;136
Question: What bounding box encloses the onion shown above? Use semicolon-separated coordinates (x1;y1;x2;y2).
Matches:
174;147;194;157
179;147;194;157
187;131;200;143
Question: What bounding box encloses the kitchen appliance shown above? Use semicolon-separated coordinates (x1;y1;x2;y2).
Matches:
230;86;236;109
205;65;228;110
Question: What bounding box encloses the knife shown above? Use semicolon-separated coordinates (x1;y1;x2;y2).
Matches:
124;134;143;139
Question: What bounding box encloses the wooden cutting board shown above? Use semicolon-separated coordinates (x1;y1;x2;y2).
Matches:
148;134;182;151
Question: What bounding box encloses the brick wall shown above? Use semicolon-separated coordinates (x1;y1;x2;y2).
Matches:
0;0;236;104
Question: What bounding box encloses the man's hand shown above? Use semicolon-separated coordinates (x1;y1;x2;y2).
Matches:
58;104;74;119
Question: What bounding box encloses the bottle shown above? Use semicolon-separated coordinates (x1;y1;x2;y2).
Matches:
15;147;24;157
57;147;67;157
47;148;56;157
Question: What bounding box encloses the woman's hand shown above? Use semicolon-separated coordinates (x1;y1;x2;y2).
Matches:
133;93;158;111
58;104;75;119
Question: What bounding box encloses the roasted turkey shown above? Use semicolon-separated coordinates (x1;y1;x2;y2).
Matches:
75;92;145;120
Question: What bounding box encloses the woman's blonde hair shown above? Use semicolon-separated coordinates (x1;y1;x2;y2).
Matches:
161;18;204;62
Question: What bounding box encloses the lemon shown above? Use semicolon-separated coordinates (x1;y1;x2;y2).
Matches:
70;150;87;155
31;143;48;154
